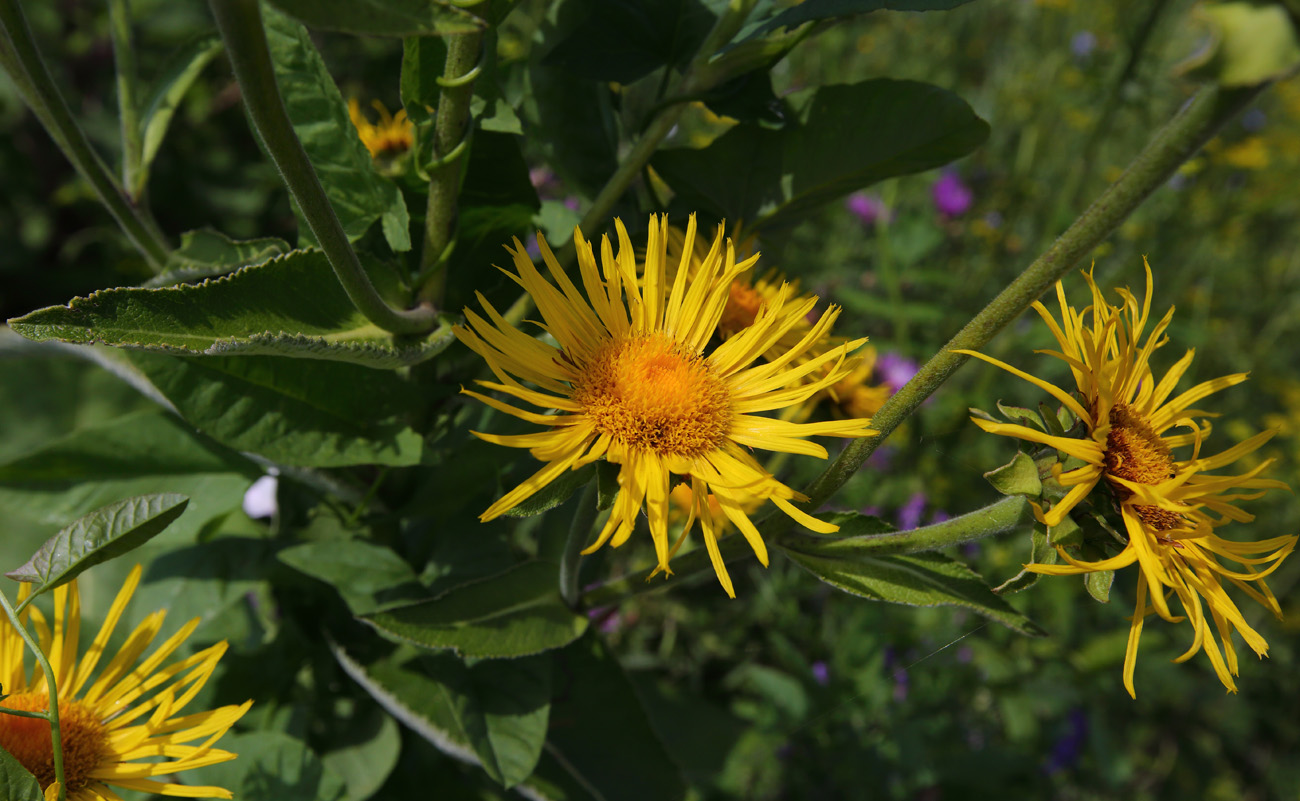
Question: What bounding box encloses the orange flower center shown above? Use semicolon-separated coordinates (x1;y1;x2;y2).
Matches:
718;281;765;337
574;334;731;457
0;692;109;792
1105;402;1181;531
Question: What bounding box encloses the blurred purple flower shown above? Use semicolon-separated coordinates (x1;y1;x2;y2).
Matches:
587;606;623;634
1241;107;1267;132
1043;708;1089;774
932;171;972;218
877;352;918;391
846;192;890;226
983;210;1003;229
866;446;894;471
930;510;950;525
898;492;926;530
811;661;830;686
564;196;580;211
956;646;974;664
525;233;541;259
1071;31;1097;60
883;646;909;702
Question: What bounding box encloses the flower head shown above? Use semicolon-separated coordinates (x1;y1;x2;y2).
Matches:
0;566;250;798
455;216;876;596
347;98;414;159
932;171;973;218
958;261;1294;696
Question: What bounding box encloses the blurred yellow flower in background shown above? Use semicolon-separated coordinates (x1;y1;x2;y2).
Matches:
347;98;414;159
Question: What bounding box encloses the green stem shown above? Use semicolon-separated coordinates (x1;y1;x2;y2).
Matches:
107;0;143;199
581;534;753;608
799;82;1268;513
417;27;485;305
501;0;756;327
0;0;169;270
208;0;439;335
0;589;66;801
777;495;1030;557
559;480;598;608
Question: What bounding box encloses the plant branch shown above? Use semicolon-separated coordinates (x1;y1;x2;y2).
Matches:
0;589;67;801
798;82;1269;512
208;0;439;335
417;26;484;305
107;0;143;199
0;0;170;270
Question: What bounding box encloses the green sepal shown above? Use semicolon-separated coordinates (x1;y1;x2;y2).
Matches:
993;522;1057;595
1084;569;1115;603
983;451;1043;498
994;400;1044;431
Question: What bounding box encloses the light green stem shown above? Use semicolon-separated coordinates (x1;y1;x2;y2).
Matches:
417;27;484;305
208;0;439;335
107;0;142;199
798;82;1268;513
559;481;598;608
0;0;169;270
0;589;66;801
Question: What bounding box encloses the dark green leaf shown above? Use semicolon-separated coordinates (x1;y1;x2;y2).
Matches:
187;732;347;801
515;67;617;198
319;706;402;801
0;745;43;801
543;0;714;83
362;561;588;658
653;79;989;230
596;460;620;511
11;250;456;369
542;633;687;801
279;539;422;614
137;36;224;196
146;228;291;287
984;451;1042;497
746;0;976;39
503;464;594;518
6;494;188;593
782;548;1043;635
400;37;447;124
263;6;411;252
266;0;486;37
124;352;425;468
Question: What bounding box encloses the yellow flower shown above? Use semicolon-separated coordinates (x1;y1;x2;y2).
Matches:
957;261;1294;697
455;215;876;596
0;566;250;799
347;98;414;159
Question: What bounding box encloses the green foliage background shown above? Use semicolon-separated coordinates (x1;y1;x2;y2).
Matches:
1;1;1299;799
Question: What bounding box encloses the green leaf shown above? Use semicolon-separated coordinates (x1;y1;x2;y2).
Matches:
415;653;552;788
782;548;1043;636
0;409;256;541
652;79;989;230
743;0;976;40
187;732;347;801
400;37;447;124
10;250;456;369
362;561;589;658
993;523;1056;595
319;705;402;801
984;451;1042;497
1084;569;1114;603
515;67;617;199
541;634;687;801
503;464;595;517
0;745;43;801
123;351;425;468
1178;2;1300;87
263;5;411;252
137;36;224;196
279;539;422;614
543;0;714;83
266;0;486;37
145;228;291;287
596;460;619;511
6;494;189;594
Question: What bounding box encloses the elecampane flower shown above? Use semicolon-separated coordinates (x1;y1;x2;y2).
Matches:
0;565;250;799
957;261;1294;697
347;98;414;159
455;215;876;596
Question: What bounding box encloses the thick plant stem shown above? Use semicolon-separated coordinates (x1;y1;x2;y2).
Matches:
0;589;67;801
0;0;169;270
559;481;599;608
107;0;143;199
418;28;484;305
799;83;1269;512
209;0;438;335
